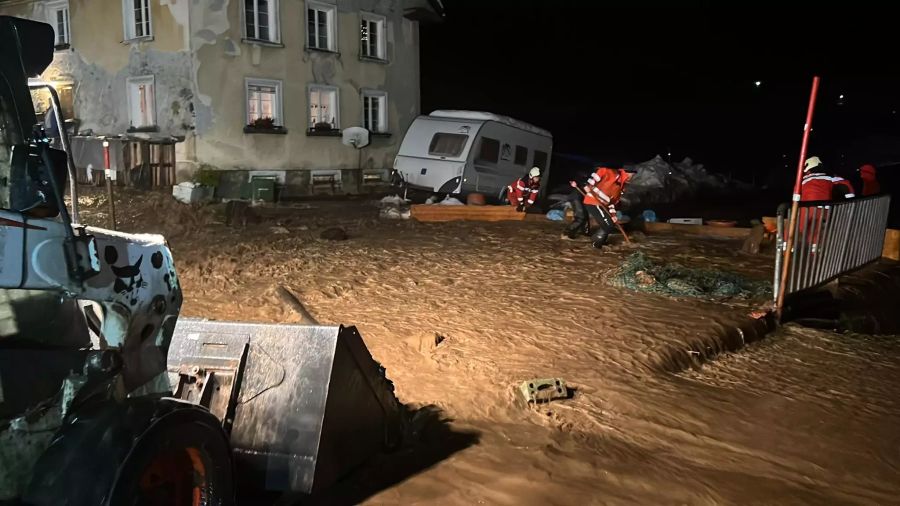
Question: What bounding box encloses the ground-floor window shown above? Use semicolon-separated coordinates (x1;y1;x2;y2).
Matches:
362;90;387;133
126;75;156;129
309;85;339;132
245;78;283;128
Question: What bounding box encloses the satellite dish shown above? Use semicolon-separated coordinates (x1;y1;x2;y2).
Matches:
342;127;370;149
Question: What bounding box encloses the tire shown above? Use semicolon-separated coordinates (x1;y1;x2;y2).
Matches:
24;398;234;506
108;405;235;506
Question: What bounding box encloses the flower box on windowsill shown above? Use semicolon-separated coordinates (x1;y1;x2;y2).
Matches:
241;38;285;48
127;125;159;133
244;125;287;135
306;129;341;137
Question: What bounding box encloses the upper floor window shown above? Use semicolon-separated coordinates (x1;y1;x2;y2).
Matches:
360;12;385;60
306;2;336;51
123;0;152;41
244;0;280;43
47;0;70;49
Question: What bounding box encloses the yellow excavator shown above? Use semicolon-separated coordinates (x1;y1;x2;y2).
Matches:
0;17;402;505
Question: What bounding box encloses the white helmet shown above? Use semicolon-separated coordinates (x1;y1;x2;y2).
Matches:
804;156;822;172
529;167;541;178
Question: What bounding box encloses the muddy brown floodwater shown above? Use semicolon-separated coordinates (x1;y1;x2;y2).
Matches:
79;190;900;505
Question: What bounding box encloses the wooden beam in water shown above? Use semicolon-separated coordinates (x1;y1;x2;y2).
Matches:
410;204;528;222
643;221;752;238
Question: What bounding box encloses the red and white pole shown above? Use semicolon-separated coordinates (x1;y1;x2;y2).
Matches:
103;139;117;230
776;76;820;317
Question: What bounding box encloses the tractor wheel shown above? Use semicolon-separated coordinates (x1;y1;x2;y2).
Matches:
24;398;233;506
108;407;234;506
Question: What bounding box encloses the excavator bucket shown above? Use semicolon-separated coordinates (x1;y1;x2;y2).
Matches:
167;318;403;494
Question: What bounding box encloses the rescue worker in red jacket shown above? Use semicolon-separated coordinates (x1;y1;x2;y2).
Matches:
799;156;854;245
506;167;541;211
564;166;632;248
859;164;880;196
800;156;855;201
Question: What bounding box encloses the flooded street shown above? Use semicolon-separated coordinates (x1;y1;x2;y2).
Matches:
82;192;900;504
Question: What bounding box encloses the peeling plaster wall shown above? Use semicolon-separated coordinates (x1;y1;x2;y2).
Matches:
189;0;422;180
0;0;194;137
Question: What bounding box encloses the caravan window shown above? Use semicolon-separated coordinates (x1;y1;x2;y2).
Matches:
514;145;528;165
428;133;468;157
533;150;548;170
477;137;500;163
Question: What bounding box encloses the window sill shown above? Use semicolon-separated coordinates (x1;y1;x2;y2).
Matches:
123;35;154;44
305;46;340;56
359;55;389;64
127;125;159;133
371;132;392;138
244;126;287;135
54;43;71;51
242;38;284;48
306;129;341;137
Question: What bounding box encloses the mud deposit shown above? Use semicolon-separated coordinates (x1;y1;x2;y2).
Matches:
79;190;900;504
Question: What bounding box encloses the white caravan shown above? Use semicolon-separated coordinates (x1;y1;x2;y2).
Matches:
393;110;553;200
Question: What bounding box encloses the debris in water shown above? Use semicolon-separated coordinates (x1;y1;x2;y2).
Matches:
516;378;568;406
609;251;770;299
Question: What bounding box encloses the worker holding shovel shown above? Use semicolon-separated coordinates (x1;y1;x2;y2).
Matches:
563;167;632;248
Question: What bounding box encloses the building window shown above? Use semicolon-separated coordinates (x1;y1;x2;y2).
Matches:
514;145;528;166
47;0;70;49
306;2;336;51
245;78;283;129
362;90;387;133
476;137;500;164
428;133;468;157
360;12;385;60
244;0;279;43
308;85;339;131
123;0;152;40
126;75;156;129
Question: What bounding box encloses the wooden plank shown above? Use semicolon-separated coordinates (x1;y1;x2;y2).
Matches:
644;221;752;238
884;229;900;261
411;204;527;222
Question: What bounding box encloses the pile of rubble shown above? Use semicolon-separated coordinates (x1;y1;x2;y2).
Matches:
621;155;743;208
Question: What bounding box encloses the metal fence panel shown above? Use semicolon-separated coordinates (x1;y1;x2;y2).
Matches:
775;194;891;302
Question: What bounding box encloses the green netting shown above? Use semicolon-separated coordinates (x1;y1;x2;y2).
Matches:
609;252;771;299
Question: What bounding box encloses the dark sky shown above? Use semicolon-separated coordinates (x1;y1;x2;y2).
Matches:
420;2;900;182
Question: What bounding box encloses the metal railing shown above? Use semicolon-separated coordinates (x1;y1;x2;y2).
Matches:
774;194;891;302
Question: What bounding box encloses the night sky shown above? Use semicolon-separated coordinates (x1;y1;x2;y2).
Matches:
420;2;900;185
